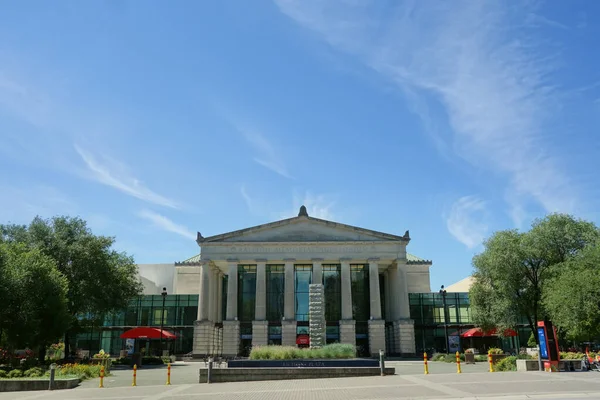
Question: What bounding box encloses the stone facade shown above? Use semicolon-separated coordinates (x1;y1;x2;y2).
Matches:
177;206;432;357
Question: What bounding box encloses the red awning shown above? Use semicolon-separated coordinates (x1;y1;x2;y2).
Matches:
461;327;517;338
120;327;177;340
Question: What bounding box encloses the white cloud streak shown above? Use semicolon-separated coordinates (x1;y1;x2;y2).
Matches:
75;145;179;209
275;0;578;223
279;190;336;220
137;209;195;240
243;129;292;179
446;196;488;249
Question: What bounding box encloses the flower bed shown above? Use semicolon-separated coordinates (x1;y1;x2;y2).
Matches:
249;344;356;360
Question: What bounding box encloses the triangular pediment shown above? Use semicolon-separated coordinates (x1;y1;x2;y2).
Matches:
200;216;409;243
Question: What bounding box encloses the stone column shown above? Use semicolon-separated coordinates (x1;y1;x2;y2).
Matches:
368;259;382;319
284;259;295;320
217;273;223;323
392;262;416;356
208;267;217;322
282;259;297;346
312;259;323;285
223;261;240;356
387;264;399;320
368;259;385;356
193;261;213;357
255;260;266;320
252;260;268;348
339;259;355;347
226;261;238;320
216;272;223;354
340;260;352;320
197;263;210;321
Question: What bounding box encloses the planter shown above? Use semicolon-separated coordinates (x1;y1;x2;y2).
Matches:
464;353;475;364
90;358;112;373
0;378;80;392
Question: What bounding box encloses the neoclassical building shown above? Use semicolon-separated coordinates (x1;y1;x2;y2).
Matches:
174;206;432;357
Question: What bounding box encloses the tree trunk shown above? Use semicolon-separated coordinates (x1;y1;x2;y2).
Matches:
63;331;71;360
38;345;46;364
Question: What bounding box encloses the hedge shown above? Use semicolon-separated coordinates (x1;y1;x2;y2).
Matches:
249;344;356;360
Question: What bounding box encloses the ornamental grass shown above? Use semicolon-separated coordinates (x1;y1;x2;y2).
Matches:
249;343;356;360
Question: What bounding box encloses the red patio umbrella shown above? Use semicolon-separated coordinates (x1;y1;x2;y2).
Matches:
120;327;177;340
461;327;517;338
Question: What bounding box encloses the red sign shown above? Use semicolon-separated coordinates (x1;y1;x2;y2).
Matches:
296;335;310;345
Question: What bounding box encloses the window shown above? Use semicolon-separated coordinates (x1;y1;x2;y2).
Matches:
350;264;370;321
294;265;312;321
266;265;285;321
238;265;257;322
323;264;341;321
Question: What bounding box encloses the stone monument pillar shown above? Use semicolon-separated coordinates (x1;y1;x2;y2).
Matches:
309;284;326;348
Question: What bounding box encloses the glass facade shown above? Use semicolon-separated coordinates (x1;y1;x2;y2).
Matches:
76;295;198;357
294;265;312;321
350;264;370;321
266;265;285;321
323;264;341;321
238;265;257;322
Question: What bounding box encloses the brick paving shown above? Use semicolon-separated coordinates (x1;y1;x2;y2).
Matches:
2;362;600;400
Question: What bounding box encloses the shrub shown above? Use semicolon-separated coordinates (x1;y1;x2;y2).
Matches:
24;367;45;378
474;355;488;362
249;344;356;360
488;348;504;355
56;363;102;380
527;332;537;347
0;370;7;378
430;353;445;361
113;357;130;365
161;356;172;364
8;369;23;378
495;356;517;372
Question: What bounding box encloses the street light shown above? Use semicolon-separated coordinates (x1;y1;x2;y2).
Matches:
160;287;167;357
439;285;449;353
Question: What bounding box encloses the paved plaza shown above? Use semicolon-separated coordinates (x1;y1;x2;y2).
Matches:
2;362;600;400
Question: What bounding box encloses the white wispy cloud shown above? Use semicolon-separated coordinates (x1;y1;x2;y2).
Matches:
275;0;578;223
240;184;258;214
75;145;179;209
137;209;195;240
242;129;292;179
279;190;336;220
446;196;489;249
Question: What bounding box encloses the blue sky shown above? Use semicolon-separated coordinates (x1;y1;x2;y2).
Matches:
1;1;599;291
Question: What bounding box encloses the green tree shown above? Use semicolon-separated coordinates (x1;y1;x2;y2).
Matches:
543;240;600;341
0;243;69;361
1;216;143;358
470;214;598;343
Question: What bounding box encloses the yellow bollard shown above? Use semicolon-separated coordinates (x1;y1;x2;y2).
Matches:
488;353;494;373
132;364;137;386
456;351;462;374
99;366;104;388
166;362;171;385
424;352;429;375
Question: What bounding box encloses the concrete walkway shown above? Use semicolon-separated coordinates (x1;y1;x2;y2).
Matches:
2;362;599;400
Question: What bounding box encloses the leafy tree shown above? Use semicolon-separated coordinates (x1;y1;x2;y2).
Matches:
1;216;143;358
0;243;69;362
543;240;600;341
470;214;598;343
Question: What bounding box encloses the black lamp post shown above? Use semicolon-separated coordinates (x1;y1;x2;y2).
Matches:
160;287;167;357
439;285;449;353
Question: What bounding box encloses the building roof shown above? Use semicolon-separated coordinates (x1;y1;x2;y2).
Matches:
177;252;431;266
445;276;474;292
196;206;411;244
406;253;432;265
